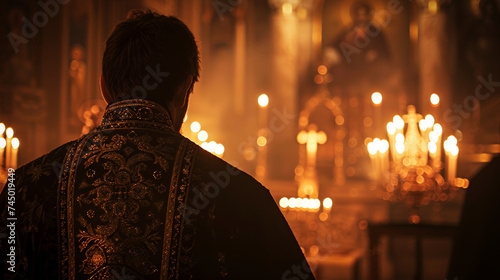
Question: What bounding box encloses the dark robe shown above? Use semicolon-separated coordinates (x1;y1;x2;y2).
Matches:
447;156;500;279
0;99;314;280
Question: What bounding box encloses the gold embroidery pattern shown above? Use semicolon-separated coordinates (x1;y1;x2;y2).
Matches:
160;140;197;280
58;99;198;279
59;141;79;279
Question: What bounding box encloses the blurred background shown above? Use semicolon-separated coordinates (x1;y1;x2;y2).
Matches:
1;0;500;279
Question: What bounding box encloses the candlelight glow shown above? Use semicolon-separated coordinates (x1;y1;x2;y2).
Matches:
368;105;465;218
257;136;267;147
396;133;405;143
433;123;442;135
429;131;438;143
379;139;389;153
279;197;288;208
387;122;396;135
317;65;327;75
448;136;458;146
12;138;20;149
0;138;5;148
419;119;427;131
425;115;435;128
6;127;13;138
215;144;225;155
430;93;440;106
428;142;437;154
316;131;327;144
282;2;293;15
371;92;382;105
258;94;269;107
367;142;377;155
297;131;308;144
393;115;404;129
198;130;208;142
0;123;4;135
190;121;201;133
396;142;405;154
323;197;333;209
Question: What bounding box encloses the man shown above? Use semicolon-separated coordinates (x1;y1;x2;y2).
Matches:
0;10;314;280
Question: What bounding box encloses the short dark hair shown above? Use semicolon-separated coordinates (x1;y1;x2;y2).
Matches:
102;10;200;102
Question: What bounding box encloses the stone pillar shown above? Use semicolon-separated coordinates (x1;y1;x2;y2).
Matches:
417;0;454;125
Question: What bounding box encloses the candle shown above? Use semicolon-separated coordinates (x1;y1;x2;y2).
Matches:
447;146;458;184
0;138;5;169
433;124;442;169
444;136;458;184
5;127;13;169
367;141;379;181
379;140;390;180
11;137;19;169
372;92;383;137
256;94;269;180
393;115;405;136
387;122;396;162
190;121;201;143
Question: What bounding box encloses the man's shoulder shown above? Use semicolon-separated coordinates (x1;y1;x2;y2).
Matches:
15;140;77;181
191;142;265;191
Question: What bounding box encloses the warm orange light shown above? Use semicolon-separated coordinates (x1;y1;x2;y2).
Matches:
371;92;382;105
297;131;307;144
0;138;5;149
448;136;458;146
425;115;435;128
433;123;442;135
0;123;4;135
215;144;225;155
396;133;404;143
11;138;19;149
396;142;405;154
258;94;269;107
387;122;396;135
428;142;437;154
317;65;327;75
282;3;293;15
6;127;13;138
190;121;201;133
367;142;377;155
257;136;267;147
428;0;438;14
198;130;208;142
379;139;389;153
317;131;327;144
393;115;404;129
323;197;333;209
429;131;438;143
288;197;297;208
279;197;288;208
419;119;428;131
430;93;440;106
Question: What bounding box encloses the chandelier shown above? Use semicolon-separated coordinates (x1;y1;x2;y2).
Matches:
366;105;468;223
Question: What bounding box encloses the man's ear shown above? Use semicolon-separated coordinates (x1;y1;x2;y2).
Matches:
173;76;193;108
100;74;114;104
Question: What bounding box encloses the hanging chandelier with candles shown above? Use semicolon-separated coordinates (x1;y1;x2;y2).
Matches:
366;105;468;222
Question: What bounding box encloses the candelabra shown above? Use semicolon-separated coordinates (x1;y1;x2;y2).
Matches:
367;105;468;223
0;123;20;188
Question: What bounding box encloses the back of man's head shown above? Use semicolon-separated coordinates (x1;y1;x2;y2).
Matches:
102;10;200;103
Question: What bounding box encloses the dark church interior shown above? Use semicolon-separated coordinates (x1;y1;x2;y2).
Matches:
1;0;500;279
